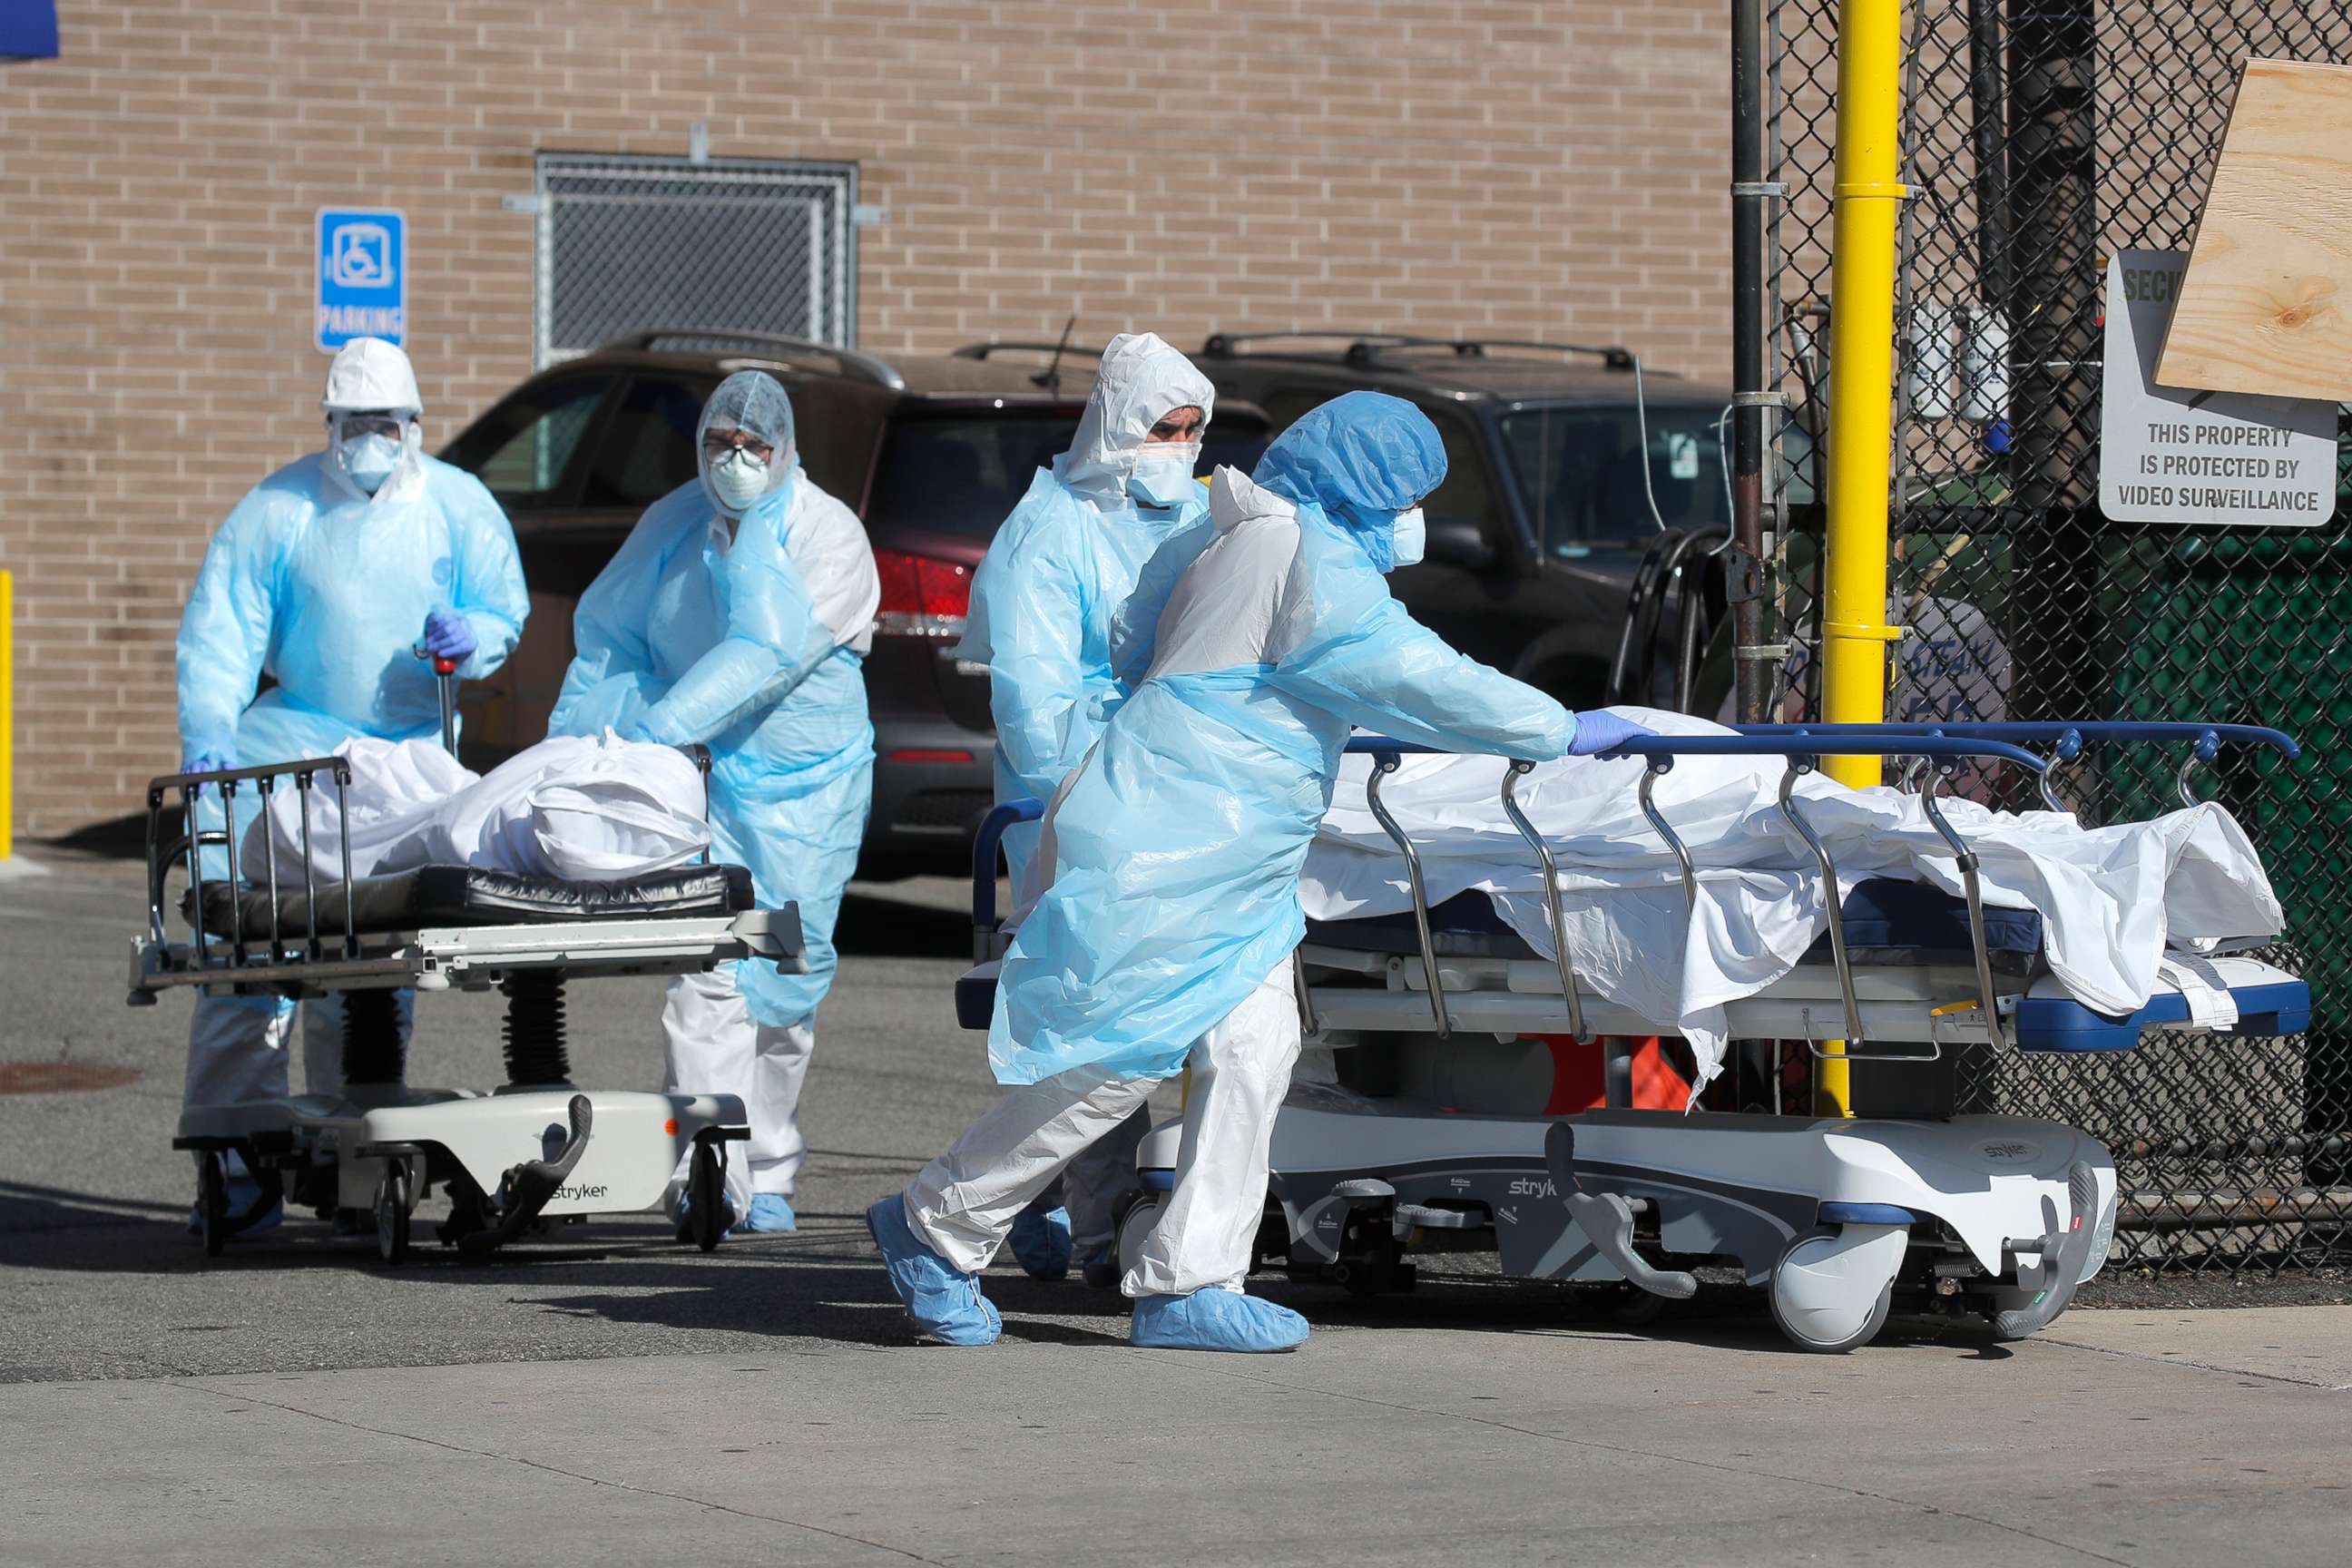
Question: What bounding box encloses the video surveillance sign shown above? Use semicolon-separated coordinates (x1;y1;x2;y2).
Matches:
316;208;407;352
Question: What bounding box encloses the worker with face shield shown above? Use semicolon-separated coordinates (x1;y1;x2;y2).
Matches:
955;330;1217;1285
550;370;879;1236
870;391;1655;1351
174;336;529;1232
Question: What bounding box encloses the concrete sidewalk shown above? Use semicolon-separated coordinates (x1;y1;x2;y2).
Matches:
6;1310;2349;1568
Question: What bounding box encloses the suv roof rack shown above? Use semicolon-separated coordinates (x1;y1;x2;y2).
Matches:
950;340;1106;361
604;330;906;391
1200;332;1650;374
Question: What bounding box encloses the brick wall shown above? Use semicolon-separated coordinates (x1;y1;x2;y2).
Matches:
0;0;1730;838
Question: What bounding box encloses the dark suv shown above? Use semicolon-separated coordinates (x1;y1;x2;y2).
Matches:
1194;334;1736;707
437;332;1269;872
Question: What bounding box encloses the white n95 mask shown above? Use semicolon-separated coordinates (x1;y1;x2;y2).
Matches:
1390;506;1427;567
706;448;770;514
1127;445;1200;510
342;433;403;494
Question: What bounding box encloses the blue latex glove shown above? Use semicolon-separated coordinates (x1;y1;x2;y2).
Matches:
181;750;235;796
1567;710;1658;758
422;609;477;663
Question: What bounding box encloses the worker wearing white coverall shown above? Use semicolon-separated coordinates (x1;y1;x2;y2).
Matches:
174;339;527;1220
872;392;1580;1352
549;371;879;1235
956;330;1216;1281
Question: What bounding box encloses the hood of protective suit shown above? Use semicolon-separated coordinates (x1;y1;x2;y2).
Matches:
1054;331;1216;506
321;337;427;506
1206;465;1293;534
698;369;799;519
1250;390;1446;572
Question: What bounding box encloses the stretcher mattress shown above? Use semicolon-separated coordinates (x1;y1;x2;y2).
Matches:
185;862;753;941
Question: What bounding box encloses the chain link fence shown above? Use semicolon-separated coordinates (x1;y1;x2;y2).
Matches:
534;153;858;367
1759;0;2352;1270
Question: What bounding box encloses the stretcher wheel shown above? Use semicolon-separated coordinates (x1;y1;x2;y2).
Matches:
1767;1228;1899;1354
1611;1283;1669;1327
375;1161;411;1265
687;1140;725;1253
196;1152;229;1259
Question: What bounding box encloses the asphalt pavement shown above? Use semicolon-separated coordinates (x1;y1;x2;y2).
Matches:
3;848;2349;1566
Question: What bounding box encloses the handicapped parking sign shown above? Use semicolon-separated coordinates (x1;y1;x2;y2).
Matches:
315;208;407;352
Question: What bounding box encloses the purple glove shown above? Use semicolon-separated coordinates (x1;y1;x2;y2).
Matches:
422;609;477;663
1567;710;1657;758
181;750;236;797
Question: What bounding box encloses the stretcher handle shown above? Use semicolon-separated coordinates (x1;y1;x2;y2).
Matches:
412;643;460;755
1734;720;2300;760
1608;733;2051;771
972;799;1045;958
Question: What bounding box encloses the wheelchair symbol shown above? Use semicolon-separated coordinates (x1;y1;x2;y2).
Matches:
328;223;395;289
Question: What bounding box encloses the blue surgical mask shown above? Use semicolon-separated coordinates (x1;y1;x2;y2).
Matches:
706;448;770;514
1390;505;1427;568
343;433;402;494
1126;445;1200;510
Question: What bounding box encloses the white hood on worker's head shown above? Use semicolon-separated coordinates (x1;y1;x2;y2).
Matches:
1207;464;1293;534
1054;331;1216;506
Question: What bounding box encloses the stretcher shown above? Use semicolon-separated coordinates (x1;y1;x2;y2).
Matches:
962;720;2301;1351
131;698;804;1262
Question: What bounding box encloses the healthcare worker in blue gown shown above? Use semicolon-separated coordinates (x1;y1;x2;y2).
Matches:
868;391;1657;1351
175;336;529;1232
956;330;1217;1284
550;370;879;1237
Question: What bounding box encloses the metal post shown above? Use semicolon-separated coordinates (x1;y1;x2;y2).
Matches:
1817;0;1908;1114
2004;0;2102;728
1731;0;1774;725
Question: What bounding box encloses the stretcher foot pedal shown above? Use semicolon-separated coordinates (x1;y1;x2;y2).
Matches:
1545;1122;1697;1300
456;1093;593;1259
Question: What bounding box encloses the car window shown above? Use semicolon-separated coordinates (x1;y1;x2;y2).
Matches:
1501;404;1730;556
580;376;714;511
1200;413;1269;478
867;412;1081;537
444;374;614;507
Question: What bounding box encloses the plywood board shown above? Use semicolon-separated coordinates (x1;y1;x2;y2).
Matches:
2154;57;2352;402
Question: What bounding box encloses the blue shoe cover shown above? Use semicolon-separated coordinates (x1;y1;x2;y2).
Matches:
1131;1289;1308;1353
1007;1202;1073;1280
188;1178;283;1238
740;1194;797;1233
866;1195;1001;1347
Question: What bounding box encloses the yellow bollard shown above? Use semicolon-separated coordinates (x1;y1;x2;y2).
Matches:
1817;0;1909;1113
0;569;12;862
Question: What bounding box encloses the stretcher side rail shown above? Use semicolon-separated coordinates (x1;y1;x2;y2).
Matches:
139;745;723;993
1734;721;2300;816
1343;730;2053;1063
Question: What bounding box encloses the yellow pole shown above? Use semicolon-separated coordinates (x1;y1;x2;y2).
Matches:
1817;0;1908;1113
1;569;12;861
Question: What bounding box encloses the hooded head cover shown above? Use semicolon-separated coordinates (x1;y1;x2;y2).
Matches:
697;369;799;518
1250;390;1446;573
1054;331;1216;505
320;337;426;505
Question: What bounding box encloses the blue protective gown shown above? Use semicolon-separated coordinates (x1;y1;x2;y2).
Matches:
549;466;877;1025
176;452;528;769
960;468;1205;889
988;394;1575;1085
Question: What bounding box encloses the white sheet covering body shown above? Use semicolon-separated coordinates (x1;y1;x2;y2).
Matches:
241;733;710;884
1301;709;2284;1093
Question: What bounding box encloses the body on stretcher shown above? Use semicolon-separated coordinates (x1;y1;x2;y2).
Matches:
131;748;807;1262
963;720;2302;1352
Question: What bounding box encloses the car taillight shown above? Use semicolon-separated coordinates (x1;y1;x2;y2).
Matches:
873;549;972;639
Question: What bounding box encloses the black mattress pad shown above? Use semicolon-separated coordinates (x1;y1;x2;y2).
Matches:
182;862;755;942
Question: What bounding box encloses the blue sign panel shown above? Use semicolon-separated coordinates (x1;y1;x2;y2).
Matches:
315;208;407;352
